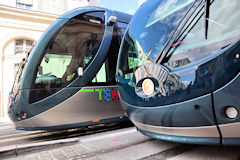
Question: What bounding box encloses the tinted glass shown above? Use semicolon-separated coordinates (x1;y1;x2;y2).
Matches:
88;26;120;86
91;63;107;83
117;22;128;42
118;0;195;74
164;0;240;68
30;12;105;103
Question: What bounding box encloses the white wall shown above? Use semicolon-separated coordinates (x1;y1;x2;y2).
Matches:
0;29;41;116
0;0;15;7
67;0;89;11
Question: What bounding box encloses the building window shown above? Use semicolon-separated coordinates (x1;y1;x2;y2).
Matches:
15;39;34;54
16;0;33;9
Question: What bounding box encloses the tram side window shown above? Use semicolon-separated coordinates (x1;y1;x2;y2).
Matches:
88;57;116;86
30;11;105;103
119;32;147;76
91;63;107;83
163;0;240;68
89;26;121;86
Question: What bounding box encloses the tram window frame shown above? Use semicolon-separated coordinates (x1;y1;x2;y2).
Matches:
87;25;120;86
116;21;128;44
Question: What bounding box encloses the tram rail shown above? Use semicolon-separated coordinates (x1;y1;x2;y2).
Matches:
0;121;132;151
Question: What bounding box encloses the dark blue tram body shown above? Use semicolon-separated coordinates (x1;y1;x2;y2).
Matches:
117;0;240;145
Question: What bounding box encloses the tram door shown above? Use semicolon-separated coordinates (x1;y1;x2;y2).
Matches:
76;33;125;121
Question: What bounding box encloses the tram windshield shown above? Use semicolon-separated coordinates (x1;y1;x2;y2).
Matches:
118;0;240;74
30;11;105;103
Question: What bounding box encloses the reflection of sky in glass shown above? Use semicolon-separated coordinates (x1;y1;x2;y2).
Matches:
176;67;196;87
146;0;194;28
128;0;193;61
166;0;240;67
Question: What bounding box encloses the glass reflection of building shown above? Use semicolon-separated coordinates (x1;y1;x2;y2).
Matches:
164;73;186;96
166;58;191;68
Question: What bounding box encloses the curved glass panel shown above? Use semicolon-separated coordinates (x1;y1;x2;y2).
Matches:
30;11;105;103
118;0;195;74
163;0;240;68
118;0;240;73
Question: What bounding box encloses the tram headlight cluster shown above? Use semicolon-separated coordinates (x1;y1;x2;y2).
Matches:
135;77;159;98
142;78;155;96
134;63;168;99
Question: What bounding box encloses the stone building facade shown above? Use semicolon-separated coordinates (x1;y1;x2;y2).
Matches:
0;0;100;15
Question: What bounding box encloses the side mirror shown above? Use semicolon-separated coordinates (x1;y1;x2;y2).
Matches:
78;67;83;76
107;16;117;26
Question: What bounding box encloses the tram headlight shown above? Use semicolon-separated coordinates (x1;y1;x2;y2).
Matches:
225;106;238;119
142;78;154;96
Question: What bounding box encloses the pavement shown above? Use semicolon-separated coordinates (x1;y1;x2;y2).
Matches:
1;127;178;160
0;116;11;123
0;116;240;160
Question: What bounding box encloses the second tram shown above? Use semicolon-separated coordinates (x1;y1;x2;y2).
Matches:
117;0;240;145
8;7;131;130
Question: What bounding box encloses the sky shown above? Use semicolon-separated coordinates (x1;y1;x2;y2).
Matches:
100;0;146;15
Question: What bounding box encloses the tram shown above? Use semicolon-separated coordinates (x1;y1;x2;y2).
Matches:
8;6;131;131
116;0;240;145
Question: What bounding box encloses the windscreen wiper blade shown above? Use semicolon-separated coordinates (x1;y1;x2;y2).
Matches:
205;0;210;39
156;0;203;64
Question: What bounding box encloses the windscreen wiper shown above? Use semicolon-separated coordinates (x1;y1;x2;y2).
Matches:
162;5;205;63
157;0;215;64
205;0;210;39
156;0;203;64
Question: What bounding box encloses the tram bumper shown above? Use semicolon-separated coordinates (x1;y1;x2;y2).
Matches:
120;94;221;145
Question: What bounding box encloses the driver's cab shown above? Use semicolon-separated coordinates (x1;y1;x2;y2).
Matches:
31;11;105;103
